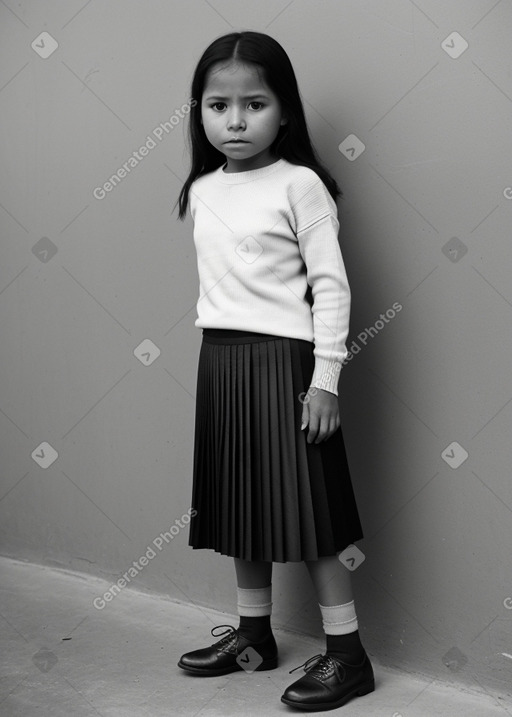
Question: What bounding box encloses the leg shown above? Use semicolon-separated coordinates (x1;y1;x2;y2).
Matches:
305;554;353;606
305;554;363;662
234;557;272;588
233;558;273;642
177;557;277;675
281;553;374;710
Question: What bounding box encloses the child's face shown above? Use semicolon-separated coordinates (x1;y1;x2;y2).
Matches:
201;61;287;172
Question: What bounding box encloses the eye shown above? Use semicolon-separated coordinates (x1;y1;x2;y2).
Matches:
210;102;226;111
248;101;264;110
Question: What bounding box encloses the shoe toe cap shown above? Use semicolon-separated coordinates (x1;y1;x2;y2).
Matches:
282;679;319;704
178;647;210;668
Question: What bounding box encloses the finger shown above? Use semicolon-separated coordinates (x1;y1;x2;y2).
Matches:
324;413;340;441
324;418;336;441
301;401;309;431
307;412;320;443
318;414;338;443
314;414;329;444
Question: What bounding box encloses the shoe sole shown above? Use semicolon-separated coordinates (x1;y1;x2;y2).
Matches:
177;656;278;677
280;680;375;711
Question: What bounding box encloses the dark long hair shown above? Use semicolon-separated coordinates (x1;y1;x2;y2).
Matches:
174;31;342;220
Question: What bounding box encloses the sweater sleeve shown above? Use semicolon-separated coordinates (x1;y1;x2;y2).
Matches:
291;175;351;396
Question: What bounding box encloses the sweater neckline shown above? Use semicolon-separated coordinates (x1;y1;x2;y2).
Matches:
215;157;286;184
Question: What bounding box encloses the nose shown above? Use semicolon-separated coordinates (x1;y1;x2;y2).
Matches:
227;107;246;131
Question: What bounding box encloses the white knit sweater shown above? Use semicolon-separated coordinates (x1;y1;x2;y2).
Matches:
189;157;351;396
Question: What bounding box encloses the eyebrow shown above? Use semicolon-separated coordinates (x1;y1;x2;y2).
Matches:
204;94;270;101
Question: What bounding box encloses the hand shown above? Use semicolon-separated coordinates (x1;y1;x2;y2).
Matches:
301;387;341;444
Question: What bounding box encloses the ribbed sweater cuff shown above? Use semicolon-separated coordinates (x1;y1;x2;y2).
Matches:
310;357;344;396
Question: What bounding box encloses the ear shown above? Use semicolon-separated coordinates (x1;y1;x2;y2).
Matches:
280;115;288;127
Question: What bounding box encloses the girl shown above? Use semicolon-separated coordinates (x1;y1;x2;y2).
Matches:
174;31;374;711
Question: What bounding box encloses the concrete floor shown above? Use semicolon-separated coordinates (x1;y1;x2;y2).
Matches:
0;557;509;717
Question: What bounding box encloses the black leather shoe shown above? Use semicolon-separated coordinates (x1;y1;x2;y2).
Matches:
177;624;278;676
281;652;374;711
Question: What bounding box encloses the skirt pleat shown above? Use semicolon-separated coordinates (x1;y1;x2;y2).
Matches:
188;329;364;562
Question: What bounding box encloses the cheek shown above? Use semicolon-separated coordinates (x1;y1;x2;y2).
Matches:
203;112;223;130
265;111;283;130
261;118;282;138
201;114;217;135
255;115;275;132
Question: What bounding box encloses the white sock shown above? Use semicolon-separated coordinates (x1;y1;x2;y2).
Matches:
319;600;358;635
237;586;272;617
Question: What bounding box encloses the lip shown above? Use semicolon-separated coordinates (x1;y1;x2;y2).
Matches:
225;139;249;144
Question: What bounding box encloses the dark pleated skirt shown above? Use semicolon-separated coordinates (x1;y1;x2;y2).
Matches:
188;328;364;563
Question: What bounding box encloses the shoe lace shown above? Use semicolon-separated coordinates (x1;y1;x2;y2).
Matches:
289;653;337;678
210;624;238;647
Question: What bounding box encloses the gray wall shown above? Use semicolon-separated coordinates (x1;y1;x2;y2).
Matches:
1;0;511;701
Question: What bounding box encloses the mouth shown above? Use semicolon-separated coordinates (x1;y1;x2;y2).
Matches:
225;139;249;144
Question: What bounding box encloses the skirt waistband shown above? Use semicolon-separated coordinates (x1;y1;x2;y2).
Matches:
202;328;312;346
